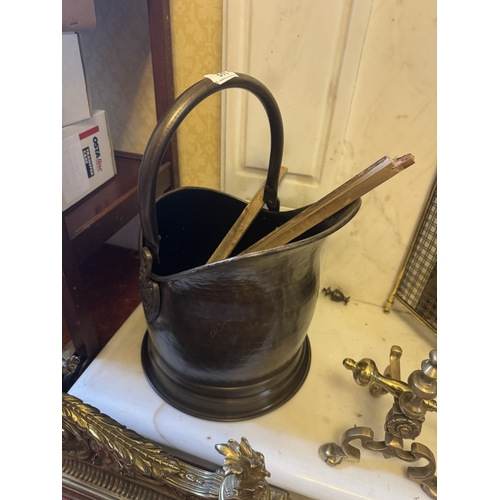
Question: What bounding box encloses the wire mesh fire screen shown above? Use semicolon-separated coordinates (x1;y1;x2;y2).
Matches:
385;178;437;333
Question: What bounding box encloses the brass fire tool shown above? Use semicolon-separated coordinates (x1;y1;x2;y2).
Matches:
318;346;437;499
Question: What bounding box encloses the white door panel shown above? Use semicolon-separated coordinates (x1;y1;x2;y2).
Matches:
222;0;372;208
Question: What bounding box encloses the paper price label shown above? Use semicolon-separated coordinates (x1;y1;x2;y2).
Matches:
204;71;239;85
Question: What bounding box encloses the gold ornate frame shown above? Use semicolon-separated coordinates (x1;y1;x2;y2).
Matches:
62;393;289;500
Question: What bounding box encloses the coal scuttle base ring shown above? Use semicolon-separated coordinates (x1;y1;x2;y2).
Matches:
141;331;311;421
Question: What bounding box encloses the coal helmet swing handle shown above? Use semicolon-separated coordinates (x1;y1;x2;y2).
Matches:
138;73;285;264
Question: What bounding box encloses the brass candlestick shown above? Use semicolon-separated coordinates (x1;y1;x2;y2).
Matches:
319;346;437;499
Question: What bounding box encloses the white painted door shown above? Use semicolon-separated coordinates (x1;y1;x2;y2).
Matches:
221;0;372;208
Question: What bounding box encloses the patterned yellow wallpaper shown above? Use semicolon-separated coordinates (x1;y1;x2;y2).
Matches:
78;0;158;156
170;0;222;189
79;0;222;189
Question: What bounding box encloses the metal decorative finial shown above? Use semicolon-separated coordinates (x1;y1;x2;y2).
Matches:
318;346;437;499
322;287;350;304
216;437;271;500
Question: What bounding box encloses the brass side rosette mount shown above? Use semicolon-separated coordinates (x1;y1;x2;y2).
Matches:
318;346;437;499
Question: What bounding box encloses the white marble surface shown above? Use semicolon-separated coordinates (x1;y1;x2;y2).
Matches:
69;292;436;500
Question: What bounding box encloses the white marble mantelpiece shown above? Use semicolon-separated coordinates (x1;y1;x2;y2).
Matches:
69;292;437;500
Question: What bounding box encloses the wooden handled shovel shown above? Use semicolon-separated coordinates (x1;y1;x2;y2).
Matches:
207;166;289;263
240;153;415;255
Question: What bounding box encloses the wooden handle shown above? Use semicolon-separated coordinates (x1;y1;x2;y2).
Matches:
240;154;415;255
207;166;289;263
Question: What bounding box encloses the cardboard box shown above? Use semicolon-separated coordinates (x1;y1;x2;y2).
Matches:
62;0;97;31
62;110;117;211
62;32;92;127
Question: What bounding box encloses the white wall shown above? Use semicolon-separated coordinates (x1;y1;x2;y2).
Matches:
222;0;436;307
320;0;436;307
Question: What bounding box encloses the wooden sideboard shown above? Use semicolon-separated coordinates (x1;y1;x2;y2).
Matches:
62;0;179;363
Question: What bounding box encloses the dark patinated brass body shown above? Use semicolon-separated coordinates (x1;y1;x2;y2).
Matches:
138;73;360;421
